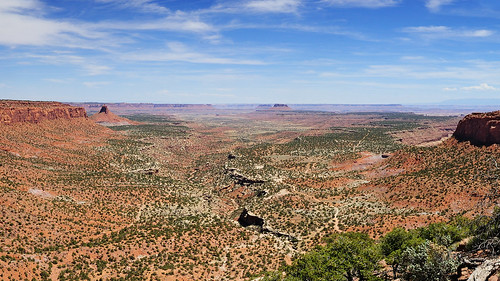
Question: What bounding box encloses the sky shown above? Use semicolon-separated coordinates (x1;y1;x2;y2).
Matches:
1;0;500;104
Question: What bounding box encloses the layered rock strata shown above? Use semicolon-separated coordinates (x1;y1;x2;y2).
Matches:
453;111;500;146
0;101;87;124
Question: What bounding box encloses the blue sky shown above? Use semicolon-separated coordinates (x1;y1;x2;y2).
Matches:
1;0;500;104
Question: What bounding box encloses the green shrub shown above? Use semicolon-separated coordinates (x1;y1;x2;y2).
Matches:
399;241;457;281
284;232;382;281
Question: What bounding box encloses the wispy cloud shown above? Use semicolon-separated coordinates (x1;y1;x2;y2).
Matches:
83;81;110;88
28;53;112;75
0;0;113;48
425;0;454;12
319;60;500;83
402;25;495;40
203;0;302;14
99;13;216;34
443;83;498;91
221;22;371;41
0;0;43;13
321;0;400;8
84;65;112;76
244;0;301;13
462;83;497;91
0;0;217;48
123;42;266;65
94;0;170;14
44;78;70;83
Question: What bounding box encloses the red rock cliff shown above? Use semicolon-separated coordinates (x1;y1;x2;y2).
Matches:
0;101;87;125
453;110;500;146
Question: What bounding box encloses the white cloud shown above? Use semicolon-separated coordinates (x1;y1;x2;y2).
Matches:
461;83;497;91
402;25;495;40
245;0;301;13
0;0;42;13
100;13;216;34
464;29;494;37
0;0;216;48
123;42;266;65
220;21;370;41
83;81;110;88
318;60;500;84
94;0;170;14
44;78;69;83
28;54;112;76
84;65;112;76
0;0;113;48
321;0;400;8
0;14;96;46
204;0;302;14
400;56;426;61
405;26;449;33
443;87;457;91
425;0;454;12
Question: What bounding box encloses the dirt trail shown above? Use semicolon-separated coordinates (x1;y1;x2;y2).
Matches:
352;133;370;152
332;207;340;232
306;206;341;240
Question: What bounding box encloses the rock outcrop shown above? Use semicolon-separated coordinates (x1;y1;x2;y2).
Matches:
466;257;500;281
0;101;87;125
237;209;299;243
225;167;265;186
453;111;500;146
238;209;264;227
90;105;137;126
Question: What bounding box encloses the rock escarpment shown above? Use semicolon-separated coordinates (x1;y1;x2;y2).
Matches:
453;111;500;146
0;101;87;125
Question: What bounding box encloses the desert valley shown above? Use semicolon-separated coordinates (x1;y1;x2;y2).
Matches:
3;0;500;280
0;100;499;280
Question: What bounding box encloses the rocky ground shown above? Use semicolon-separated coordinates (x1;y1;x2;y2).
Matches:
0;103;498;280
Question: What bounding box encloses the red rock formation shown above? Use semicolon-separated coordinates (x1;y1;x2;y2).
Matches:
0;101;87;125
90;105;138;126
99;105;110;114
453;111;500;146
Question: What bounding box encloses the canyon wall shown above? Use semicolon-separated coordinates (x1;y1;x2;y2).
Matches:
0;101;87;125
453;110;500;146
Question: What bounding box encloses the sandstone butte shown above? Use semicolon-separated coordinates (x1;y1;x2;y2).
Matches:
89;105;138;126
453;110;500;146
256;104;292;111
271;104;291;110
0;100;87;124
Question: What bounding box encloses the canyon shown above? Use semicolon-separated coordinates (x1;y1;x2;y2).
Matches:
0;101;499;280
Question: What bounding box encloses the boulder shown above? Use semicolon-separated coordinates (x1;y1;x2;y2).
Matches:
467;257;500;281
